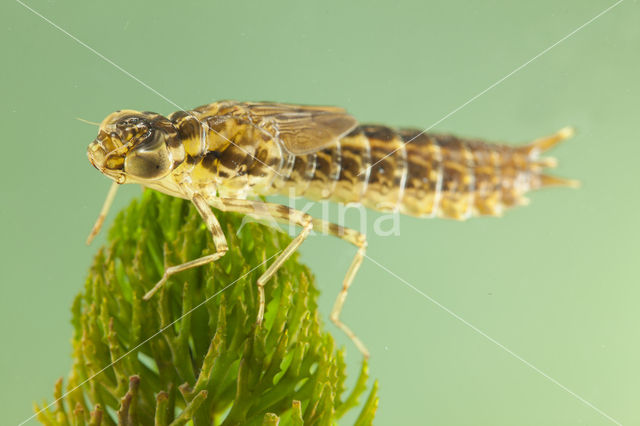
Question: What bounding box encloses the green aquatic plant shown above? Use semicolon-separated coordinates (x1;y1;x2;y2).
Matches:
35;190;377;425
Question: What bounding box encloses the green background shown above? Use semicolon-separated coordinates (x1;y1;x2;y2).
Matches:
2;1;638;424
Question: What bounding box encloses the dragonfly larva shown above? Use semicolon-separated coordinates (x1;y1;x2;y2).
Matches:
87;101;578;357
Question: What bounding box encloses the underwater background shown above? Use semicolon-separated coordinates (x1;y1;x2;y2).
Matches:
1;1;638;424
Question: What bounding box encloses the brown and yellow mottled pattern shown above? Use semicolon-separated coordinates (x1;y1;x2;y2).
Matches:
88;101;576;222
268;124;575;220
85;101;577;358
265;124;574;220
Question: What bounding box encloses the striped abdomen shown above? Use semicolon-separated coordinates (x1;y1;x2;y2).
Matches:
273;125;575;220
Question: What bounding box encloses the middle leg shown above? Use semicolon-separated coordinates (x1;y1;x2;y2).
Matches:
143;194;228;300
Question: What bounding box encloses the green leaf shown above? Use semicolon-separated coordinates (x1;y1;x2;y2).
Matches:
35;190;377;425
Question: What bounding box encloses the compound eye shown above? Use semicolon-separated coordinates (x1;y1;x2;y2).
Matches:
124;132;172;179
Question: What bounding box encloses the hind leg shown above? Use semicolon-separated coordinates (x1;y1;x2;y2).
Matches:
210;198;313;324
312;219;369;358
212;198;369;357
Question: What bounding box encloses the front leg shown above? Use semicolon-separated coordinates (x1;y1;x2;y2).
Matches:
143;194;228;300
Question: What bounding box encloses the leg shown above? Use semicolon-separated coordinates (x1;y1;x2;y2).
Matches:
220;198;370;357
211;198;313;324
142;194;228;300
86;181;119;245
314;219;369;358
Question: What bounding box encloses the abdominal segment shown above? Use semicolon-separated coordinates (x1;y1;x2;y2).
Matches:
273;126;570;220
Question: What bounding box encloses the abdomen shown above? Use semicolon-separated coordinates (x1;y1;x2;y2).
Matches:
275;125;571;220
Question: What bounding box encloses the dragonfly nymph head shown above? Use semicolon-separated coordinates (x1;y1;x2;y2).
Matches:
87;110;182;184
